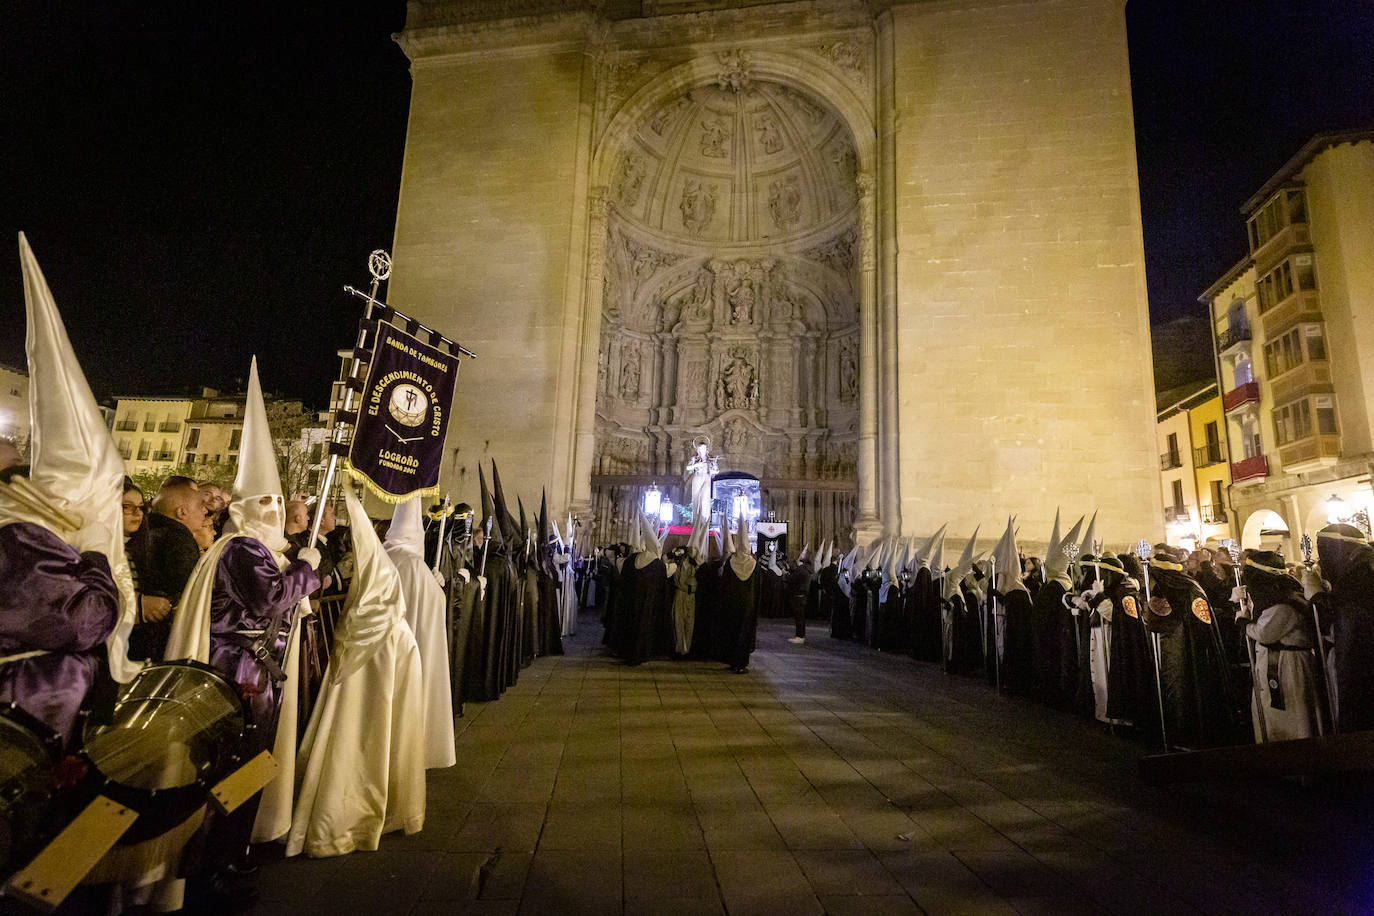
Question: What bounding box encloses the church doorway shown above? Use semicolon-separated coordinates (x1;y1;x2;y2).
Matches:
588;78;861;551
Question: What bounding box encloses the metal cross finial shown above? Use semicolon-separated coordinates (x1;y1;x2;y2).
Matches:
368;249;392;282
1134;538;1152;562
1300;533;1314;565
1223;538;1242;565
1063;542;1080;563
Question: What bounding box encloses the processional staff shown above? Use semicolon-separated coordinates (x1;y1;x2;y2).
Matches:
1136;538;1170;751
1225;538;1268;744
1299;533;1337;734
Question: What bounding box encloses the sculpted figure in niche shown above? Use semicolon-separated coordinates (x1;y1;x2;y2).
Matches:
769;176;802;228
717;350;757;411
723;417;750;454
680;181;717;236
727;274;756;325
838;341;857;402
618;151;646;206
755;112;783;154
687;266;713;321
620;345;642;399
700;117;729;158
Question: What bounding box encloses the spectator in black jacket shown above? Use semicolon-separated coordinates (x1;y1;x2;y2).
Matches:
127;477;204;661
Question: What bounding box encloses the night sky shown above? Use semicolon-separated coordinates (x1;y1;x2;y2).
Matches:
2;1;1372;404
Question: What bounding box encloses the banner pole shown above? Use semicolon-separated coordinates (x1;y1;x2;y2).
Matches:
307;250;388;548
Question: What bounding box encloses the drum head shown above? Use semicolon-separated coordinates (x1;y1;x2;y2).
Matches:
82;661;245;796
0;703;60;870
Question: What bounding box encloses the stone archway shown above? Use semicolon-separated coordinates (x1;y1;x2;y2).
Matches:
1240;508;1289;549
585;76;862;548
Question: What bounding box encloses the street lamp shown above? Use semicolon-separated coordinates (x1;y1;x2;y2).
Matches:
643;482;661;517
1326;493;1347;523
659;499;674;526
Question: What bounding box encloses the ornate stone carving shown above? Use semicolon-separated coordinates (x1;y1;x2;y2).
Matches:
726;270;757;325
700;116;730;158
723;416;752;454
620;342;642;399
686;265;714;322
605;57;642;102
679;180;718;236
830;141;858;184
681;360;706;396
837;337;858;403
621;232;683;287
815;39;866;80
716;347;758;410
804;227;857;277
755;112;783;154
778;85;825;126
715;49;752;93
769;176;802;229
650;94;693;135
617;151;647;206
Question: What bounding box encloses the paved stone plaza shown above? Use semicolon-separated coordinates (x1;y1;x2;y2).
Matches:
255;615;1372;915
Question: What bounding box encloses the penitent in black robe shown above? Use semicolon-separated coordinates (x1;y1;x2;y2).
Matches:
717;560;759;670
1150;567;1244;748
623;555;667;666
1103;581;1155;728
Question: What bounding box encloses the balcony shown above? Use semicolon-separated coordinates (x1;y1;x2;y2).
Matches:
1270;361;1333;408
152;451;176;462
1216;324;1251;356
1252;220;1310;276
1193;444;1226;468
1199;504;1228;525
1164;506;1191;525
1260;288;1322;339
142;422;155;432
1160;451;1183;471
114;419;137;432
1223;381;1260;413
1231;454;1269;484
1278;434;1341;474
158;421;181;433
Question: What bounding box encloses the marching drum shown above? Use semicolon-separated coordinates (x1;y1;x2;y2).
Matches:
0;703;61;873
81;661;245;840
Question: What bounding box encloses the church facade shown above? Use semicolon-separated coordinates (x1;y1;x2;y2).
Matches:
389;0;1163;549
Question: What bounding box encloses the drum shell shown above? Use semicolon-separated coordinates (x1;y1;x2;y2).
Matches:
0;702;61;872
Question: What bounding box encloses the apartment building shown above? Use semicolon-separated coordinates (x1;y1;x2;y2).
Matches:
1201;130;1374;550
111;396;196;475
1156;380;1233;548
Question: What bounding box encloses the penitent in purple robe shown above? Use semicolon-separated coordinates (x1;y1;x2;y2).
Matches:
0;521;119;748
208;538;318;744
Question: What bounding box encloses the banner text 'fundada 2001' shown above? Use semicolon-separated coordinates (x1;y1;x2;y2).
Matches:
345;320;458;504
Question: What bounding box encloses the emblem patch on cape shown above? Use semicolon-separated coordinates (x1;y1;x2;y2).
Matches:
1191;597;1212;624
1121;595;1138;618
1147;596;1172;619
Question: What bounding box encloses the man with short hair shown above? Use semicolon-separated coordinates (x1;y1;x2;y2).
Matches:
284;497;310;538
128;477;204;660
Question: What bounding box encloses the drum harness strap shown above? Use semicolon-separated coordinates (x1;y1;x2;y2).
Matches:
227;626;287;684
0;649;49;666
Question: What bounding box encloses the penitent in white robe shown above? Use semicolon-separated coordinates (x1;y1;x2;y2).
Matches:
385;499;457;770
286;486;426;858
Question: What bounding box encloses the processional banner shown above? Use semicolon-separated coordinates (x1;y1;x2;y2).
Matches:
345;320;459;503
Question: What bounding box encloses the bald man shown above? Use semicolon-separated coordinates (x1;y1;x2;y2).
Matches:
128;477;204;660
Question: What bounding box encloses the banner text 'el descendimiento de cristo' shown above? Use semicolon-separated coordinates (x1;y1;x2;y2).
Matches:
345;320;457;503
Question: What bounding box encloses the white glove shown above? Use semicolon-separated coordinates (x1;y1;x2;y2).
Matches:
1070;595;1089;616
1300;567;1323;601
298;546;322;570
665;562;678;578
70;520;115;557
457;568;471;585
1095;598;1113;622
433;568;446;588
1089;578;1105;597
1124;576;1140;591
477;575;487;601
1229;585;1247;607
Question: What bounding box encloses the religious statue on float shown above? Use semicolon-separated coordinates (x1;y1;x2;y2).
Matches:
684;434;719;556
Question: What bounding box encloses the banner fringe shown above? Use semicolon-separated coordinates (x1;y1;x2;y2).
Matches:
342;462;440;507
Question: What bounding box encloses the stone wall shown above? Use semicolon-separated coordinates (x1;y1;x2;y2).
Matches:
887;0;1162;547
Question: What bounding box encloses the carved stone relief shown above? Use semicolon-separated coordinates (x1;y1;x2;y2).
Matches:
700;116;730;158
755;112;783;154
804;227;857;280
716;347;758;410
617;151;647;206
650;94;693;135
837;336;858;403
620;342;642;399
715;49;752;93
679;181;718;236
769;176;802;229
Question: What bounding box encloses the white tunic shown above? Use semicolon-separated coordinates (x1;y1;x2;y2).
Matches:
385;500;457;770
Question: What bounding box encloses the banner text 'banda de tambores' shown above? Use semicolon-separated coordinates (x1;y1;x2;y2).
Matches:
346;320;458;503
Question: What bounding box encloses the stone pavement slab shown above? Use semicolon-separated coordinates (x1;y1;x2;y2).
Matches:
253;613;1373;915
